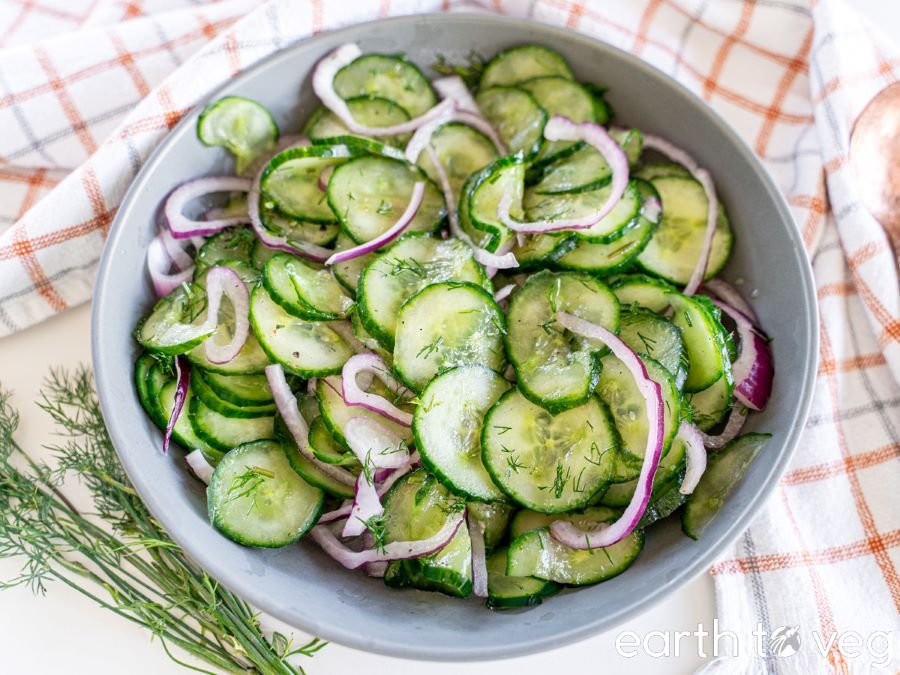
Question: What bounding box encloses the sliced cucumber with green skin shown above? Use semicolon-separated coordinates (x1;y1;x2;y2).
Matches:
185;332;270;376
276;416;356;499
611;273;677;313
415;122;498;199
482;389;618;513
597;354;680;482
135;284;213;356
327;156;446;244
532;130;645;195
260;144;355;223
555;180;660;275
331;232;373;293
263;254;353;321
506;271;619;412
519;76;597;165
304;95;411;147
682;433;771;540
259;204;340;247
601;435;687;507
467;501;516;549
668;291;732;392
195;227;256;272
635;162;691;182
250;239;279;270
189;396;274;453
475;86;546;158
308;416;358;467
191;368;275;418
333;54;437;117
583;82;614;125
486;547;559;610
199;370;273;407
393;282;507;391
351;309;391;358
193;260;259;289
461;153;525;252
316;376;413;450
513;232;576;269
357;233;489;349
507;526;644;585
637;474;687;529
249;286;352;378
687;375;735;431
382;470;471;598
309;135;405;162
480;45;574;88
414;366;511;502
617;309;687;387
509;506;619;539
523;180;642;244
636;176;733;285
207;440;324;548
197;96;279;175
614;128;644;167
134;353;158;422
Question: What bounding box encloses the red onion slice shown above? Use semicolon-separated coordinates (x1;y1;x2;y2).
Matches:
642;134;718;296
467;512;488;598
342;472;384;537
497;116;629;234
265;364;357;487
365;561;389;578
344;417;410;469
712;300;773;411
433;75;480;114
147;235;194;298
165;176;251;239
309;511;464;570
185;449;214;484
341;354;413;426
317;164;335;193
318;453;418;525
202;266;250;364
549;313;664;549
313;43;455;137
325;182;425;265
159;226;194;271
676;421;707;495
703;279;758;325
699;404;749;449
493;284;516;303
163;357;190;455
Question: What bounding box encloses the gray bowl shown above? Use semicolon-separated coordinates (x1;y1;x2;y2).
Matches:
92;13;817;662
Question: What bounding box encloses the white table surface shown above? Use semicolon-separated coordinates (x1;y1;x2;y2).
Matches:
1;3;897;673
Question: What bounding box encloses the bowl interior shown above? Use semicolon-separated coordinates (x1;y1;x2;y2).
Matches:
92;13;817;661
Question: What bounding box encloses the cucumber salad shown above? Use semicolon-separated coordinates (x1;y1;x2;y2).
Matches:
134;43;775;608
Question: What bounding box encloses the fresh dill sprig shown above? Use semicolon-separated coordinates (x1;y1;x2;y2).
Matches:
360;514;387;554
431;51;485;89
0;367;325;674
226;465;274;514
416;336;444;359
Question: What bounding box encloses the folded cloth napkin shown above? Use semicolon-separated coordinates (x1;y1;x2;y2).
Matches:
1;0;897;672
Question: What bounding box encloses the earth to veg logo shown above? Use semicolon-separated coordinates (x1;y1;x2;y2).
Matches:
769;625;801;657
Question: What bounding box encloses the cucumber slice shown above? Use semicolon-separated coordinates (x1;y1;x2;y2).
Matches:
357;233;489;349
614;127;644;166
316;376;413;450
193;260;259;289
393;282;507;391
304;95;411;147
518;76;596;166
507;526;643;585
583;83;614;125
475;86;546;158
467;501;516;549
682;433;771;540
258;204;340;247
486;547;559;610
531;130;645;195
597;354;680;482
308;416;358;467
480;45;574;88
686;376;735;431
250;239;279;270
274;416;356;499
333;54;437;117
523;180;641;243
509;506;619;539
195;227;256;271
185;332;270;375
249;286;352;377
327;156;446;244
134;353;158;421
414;366;511;502
188;396;274;453
513;232;576;269
635;162;691;181
263;254;353;321
135;284;214;356
145;365;222;461
382;470;472;598
415;122;498;199
199;370;273;406
506;271;619;412
637;475;687;529
636;176;733;285
482;389;618;513
668;292;731;392
260;144;354;223
601;434;687;507
351;309;391;358
197;96;278;175
207;440;324;548
611;273;677;313
617;309;686;386
331;232;373;293
462;154;525;252
191;369;275;418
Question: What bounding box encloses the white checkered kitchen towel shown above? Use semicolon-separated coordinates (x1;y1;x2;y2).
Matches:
0;1;897;672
